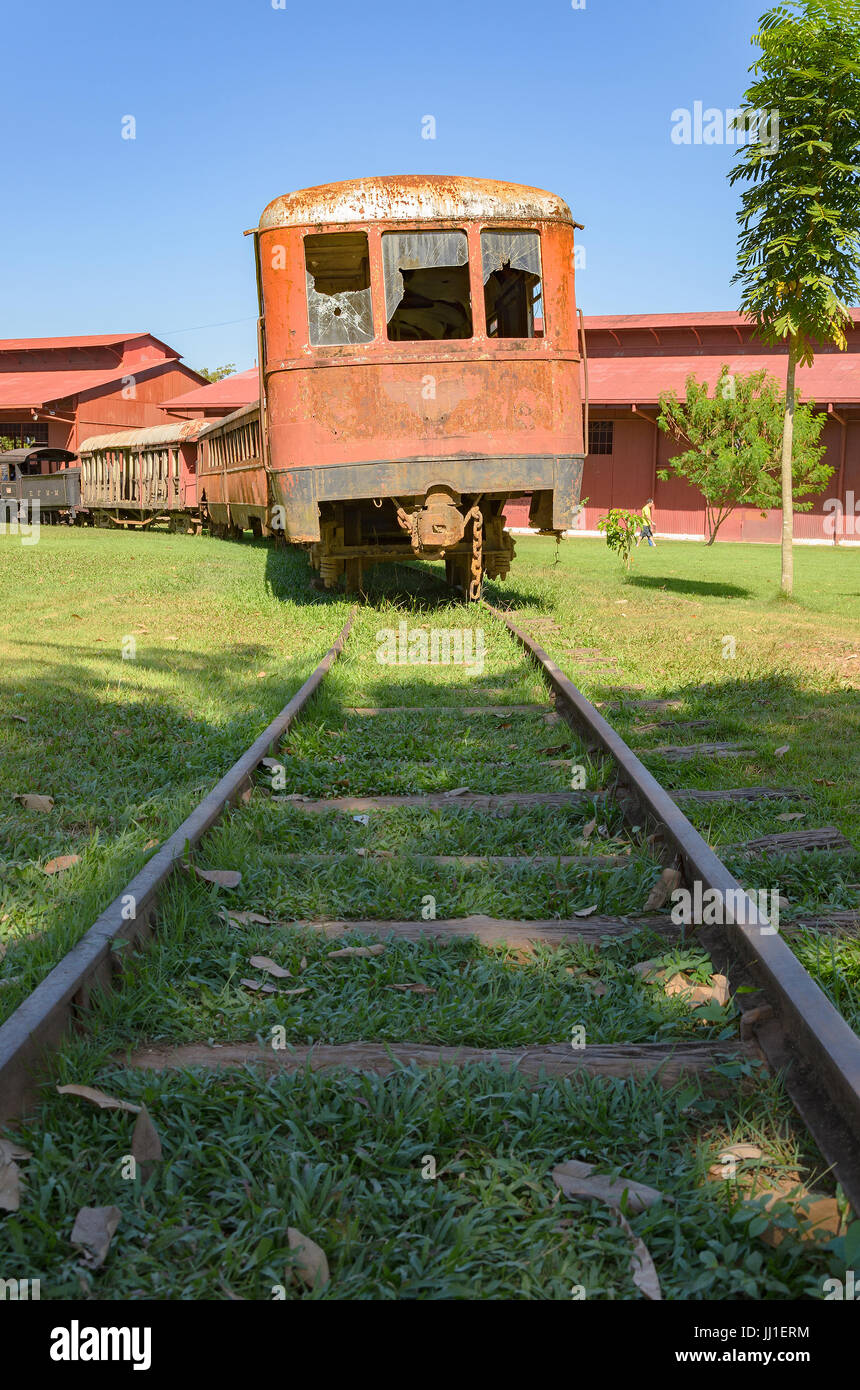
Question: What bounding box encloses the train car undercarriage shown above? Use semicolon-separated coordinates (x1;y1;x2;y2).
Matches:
307;488;519;598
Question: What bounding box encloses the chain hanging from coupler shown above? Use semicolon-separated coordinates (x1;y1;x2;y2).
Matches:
465;504;484;602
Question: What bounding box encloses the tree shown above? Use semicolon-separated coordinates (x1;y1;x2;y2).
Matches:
657;366;829;542
730;0;860;595
597;508;641;569
195;364;236;383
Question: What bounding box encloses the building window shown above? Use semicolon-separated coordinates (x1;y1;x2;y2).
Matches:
383;231;472;340
588;420;614;455
481;230;543;338
304;232;374;346
0;422;49;447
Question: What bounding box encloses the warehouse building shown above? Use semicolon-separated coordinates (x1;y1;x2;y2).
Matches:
0;334;206;458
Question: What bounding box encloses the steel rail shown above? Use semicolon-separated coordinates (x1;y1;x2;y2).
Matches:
489;602;860;1208
0;610;357;1125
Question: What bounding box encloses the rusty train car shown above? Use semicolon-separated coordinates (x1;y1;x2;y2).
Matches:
77;176;587;596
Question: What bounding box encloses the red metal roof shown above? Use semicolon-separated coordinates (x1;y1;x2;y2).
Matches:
0;333;145;352
586;351;860;406
159;368;259;414
584;309;860;331
0;356;181;408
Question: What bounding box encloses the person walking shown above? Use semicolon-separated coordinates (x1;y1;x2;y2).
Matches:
637;497;657;548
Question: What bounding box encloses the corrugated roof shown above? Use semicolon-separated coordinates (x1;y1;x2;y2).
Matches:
0;357;181;408
585;310;860;331
160;368;259;412
0;333;144;351
586;351;860;405
256;176;576;231
78;419;210;452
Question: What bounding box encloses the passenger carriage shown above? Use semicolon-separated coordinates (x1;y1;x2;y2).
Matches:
77;420;208;529
201;174;587;594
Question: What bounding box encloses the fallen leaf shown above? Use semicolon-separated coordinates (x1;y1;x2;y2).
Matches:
131;1106;163;1177
383;983;437;995
443;787;470;798
44;855;80;875
143;839;159;850
261;757;282;770
328;944;386;959
300;956;308;972
813;778;835;786
249;955;291;979
574;905;598;918
708;1143;764;1181
353;814;369;825
281;987;309;997
581;818;597;841
774;745;790;758
776;812;804;822
644;867;682;911
192;867;241;888
616;1209;661;1300
14;794;54;813
11;714;28;724
70;1205;122;1268
240;977;279;995
226;911;272;926
0;1156;21;1212
0;1139;31;1162
756;1190;846;1247
286;1227;330;1289
552;1160;667;1213
57;1084;141;1114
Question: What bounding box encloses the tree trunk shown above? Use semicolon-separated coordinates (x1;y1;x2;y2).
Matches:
780;337;798;596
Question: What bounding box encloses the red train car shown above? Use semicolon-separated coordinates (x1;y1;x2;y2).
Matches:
197;175;586;595
77;421;208;528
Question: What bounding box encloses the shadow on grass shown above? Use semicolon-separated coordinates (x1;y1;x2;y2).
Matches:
624;575;754;600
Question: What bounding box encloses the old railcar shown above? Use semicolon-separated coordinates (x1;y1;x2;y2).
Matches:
239;175;586;595
198;403;266;537
0;446;80;523
77;420;209;529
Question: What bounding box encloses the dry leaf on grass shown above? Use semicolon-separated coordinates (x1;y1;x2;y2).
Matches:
574;905;598;918
191;867;242;888
328;944;385;959
383;983;437;995
11;714;28;724
14;794;54;813
775;812;804;822
774;745;790;758
249;955;291;979
0;1139;31;1163
0;1156;21;1212
56;1084;141;1114
644;867;682;911
756;1189;846;1247
71;1205;121;1269
580;818;597;841
552;1160;668;1213
143;839;159;851
286;1227;330;1289
443;787;470;797
43;855;80;875
707;1143;763;1181
240;978;279;995
226;911;273;926
131;1106;163;1177
616;1209;662;1300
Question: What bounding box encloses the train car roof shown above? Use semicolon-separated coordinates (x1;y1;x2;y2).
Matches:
1;446;77;466
78;420;210;452
254;176;578;231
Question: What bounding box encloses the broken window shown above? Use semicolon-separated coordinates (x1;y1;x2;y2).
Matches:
304;232;374;346
383;231;472;340
481;230;543;338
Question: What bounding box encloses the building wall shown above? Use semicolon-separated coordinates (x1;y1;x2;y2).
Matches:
73;366;204;446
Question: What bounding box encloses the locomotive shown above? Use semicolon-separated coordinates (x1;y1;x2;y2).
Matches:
49;177;589;597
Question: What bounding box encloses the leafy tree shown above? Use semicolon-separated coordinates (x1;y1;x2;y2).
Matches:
730;0;860;594
195;364;236;383
597;508;641;569
657;366;829;542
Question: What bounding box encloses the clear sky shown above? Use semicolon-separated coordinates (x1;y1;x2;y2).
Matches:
1;0;771;375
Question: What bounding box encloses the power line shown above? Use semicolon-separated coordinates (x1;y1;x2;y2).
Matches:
161;315;257;336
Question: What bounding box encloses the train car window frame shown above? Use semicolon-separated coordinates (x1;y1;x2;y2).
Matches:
304;231;374;347
382;230;473;341
481;229;544;339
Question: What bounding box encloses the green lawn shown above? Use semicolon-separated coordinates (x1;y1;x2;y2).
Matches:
0;529;857;1300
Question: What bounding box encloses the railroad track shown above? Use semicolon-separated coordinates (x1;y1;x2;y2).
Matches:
1;602;858;1298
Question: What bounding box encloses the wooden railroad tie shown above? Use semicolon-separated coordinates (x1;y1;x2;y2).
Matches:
279;913;684;947
724;827;855;857
636;742;756;761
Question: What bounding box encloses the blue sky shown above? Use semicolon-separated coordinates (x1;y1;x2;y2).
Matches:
1;0;770;374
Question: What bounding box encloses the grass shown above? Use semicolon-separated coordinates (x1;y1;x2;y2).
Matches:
0;529;857;1300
